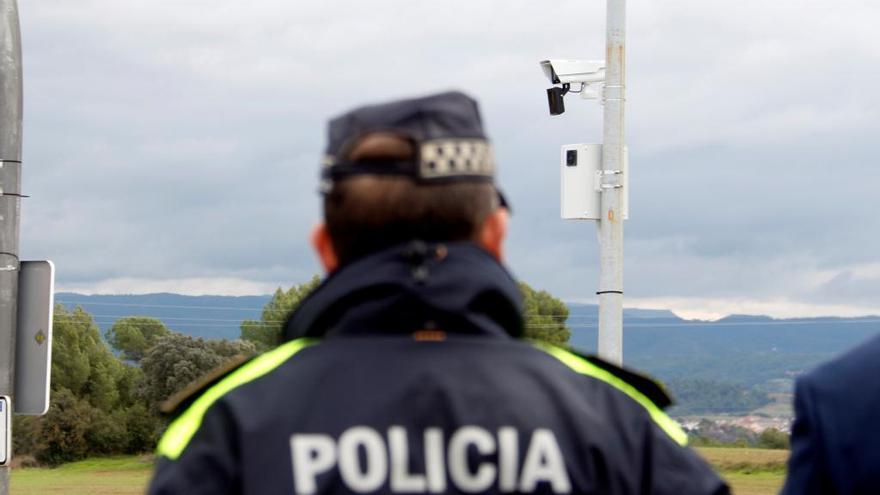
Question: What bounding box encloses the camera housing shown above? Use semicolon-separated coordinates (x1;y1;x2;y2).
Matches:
540;59;605;85
540;60;606;115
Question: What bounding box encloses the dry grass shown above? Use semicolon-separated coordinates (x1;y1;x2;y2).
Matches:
722;471;786;495
697;447;788;495
697;446;789;472
10;448;789;495
10;456;153;495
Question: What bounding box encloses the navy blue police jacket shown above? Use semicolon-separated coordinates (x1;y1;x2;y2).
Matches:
782;333;880;495
149;241;728;495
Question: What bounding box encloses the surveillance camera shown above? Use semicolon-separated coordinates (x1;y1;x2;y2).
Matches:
540;59;605;85
540;59;606;115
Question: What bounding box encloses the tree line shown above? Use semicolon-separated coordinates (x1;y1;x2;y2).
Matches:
13;279;571;466
688;419;790;450
665;378;772;416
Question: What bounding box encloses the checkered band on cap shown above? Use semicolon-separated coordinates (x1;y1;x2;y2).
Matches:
419;139;495;180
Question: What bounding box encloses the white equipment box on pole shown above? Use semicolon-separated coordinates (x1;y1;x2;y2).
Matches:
14;261;54;415
561;144;628;220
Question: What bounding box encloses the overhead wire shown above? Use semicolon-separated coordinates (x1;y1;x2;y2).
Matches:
55;299;268;312
54;299;880;329
51;314;880;330
55;299;584;318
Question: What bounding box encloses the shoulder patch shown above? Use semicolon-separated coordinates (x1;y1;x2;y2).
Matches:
573;350;673;409
159;353;253;417
531;341;688;447
156;338;318;460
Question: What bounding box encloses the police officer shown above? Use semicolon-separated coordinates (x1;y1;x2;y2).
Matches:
148;91;729;494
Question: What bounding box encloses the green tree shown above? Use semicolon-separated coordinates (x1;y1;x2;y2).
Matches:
51;305;128;410
757;428;790;449
50;306;96;395
207;337;259;360
12;415;41;461
115;363;145;409
105;316;170;362
31;388;95;466
666;378;772;416
123;403;162;453
520;282;571;346
85;409;128;456
141;333;256;407
14;306;161;463
241;276;321;351
241;277;571;347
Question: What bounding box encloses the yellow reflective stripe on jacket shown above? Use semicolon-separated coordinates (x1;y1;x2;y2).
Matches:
156;338;317;460
533;342;689;447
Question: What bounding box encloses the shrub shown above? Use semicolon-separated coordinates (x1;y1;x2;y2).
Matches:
33;389;95;466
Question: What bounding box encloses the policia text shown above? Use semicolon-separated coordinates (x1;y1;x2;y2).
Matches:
290;425;571;494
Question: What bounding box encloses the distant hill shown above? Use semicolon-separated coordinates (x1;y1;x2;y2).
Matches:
55;293;880;394
566;314;880;386
54;295;680;342
567;303;679;320
55;292;270;340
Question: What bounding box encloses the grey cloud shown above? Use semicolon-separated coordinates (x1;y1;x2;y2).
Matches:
14;1;880;316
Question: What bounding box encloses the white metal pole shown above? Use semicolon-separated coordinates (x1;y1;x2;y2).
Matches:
597;0;625;365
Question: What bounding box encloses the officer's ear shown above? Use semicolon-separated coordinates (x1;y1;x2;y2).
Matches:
479;207;509;262
311;223;339;273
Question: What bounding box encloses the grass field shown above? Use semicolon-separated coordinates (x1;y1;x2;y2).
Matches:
697;447;788;495
10;456;153;495
11;448;788;494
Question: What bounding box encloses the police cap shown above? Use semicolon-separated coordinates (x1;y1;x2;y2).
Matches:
321;91;508;209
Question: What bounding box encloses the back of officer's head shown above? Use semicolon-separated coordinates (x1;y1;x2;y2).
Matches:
315;92;507;269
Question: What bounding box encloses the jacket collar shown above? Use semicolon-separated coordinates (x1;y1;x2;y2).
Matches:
283;241;523;340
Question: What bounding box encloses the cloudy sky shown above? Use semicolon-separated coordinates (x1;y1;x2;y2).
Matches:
15;0;880;319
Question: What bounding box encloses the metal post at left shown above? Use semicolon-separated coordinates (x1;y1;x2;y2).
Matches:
0;0;22;491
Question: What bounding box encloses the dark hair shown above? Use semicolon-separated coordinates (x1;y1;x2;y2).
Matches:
324;176;497;265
